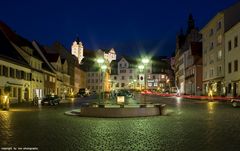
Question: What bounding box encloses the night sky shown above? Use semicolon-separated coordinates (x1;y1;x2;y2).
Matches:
0;0;238;57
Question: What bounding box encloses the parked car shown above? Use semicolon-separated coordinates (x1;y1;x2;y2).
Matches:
231;99;240;107
77;88;90;97
41;95;61;105
117;89;134;98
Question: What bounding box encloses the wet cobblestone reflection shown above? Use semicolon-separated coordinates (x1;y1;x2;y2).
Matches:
0;97;240;150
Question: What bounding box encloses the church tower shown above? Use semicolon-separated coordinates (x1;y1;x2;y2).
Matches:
186;14;195;34
71;37;84;64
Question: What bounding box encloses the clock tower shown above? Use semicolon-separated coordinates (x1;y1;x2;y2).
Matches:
71;37;84;64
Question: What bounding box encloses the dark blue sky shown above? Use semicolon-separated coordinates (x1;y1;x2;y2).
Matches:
0;0;238;56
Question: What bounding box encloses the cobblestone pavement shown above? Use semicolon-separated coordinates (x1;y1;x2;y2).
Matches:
1;95;240;151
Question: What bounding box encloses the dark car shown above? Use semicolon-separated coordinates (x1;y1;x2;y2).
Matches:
41;95;61;105
117;89;133;98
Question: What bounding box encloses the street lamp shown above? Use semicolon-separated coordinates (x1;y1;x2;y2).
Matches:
133;79;137;90
101;64;107;102
138;57;150;104
141;57;150;91
96;57;106;104
138;65;144;90
97;58;104;64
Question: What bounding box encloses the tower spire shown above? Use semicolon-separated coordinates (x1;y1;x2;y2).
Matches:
76;34;80;44
187;13;195;34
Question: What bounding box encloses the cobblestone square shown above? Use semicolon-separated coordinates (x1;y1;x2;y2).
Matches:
1;96;240;151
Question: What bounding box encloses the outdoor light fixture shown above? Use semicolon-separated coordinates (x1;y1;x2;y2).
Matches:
101;64;107;70
142;58;150;64
138;65;144;70
97;58;104;64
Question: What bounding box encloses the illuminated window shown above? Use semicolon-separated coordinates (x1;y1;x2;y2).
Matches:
217;35;222;44
218;50;222;60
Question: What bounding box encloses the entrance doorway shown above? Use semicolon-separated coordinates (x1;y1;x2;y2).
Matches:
24;88;29;101
233;83;237;97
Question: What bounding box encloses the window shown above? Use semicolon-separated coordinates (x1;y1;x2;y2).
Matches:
116;83;119;87
95;79;98;83
13;87;17;97
228;62;232;73
91;79;94;83
121;76;124;80
10;68;15;78
129;76;133;79
217;35;222;45
121;83;125;87
91;73;94;76
210;42;214;50
114;76;117;80
153;75;155;79
218;50;222;60
3;66;8;77
26;73;31;81
234;60;238;72
209;28;214;36
120;70;126;73
234;36;238;48
21;71;25;80
49;76;52;82
228;83;232;93
217;21;222;30
228;41;232;51
120;64;122;67
217;66;222;76
129;69;132;73
88;79;90;83
210;68;214;77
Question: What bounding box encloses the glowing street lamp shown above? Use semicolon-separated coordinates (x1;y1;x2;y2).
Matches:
101;64;107;71
97;58;104;64
142;58;150;64
138;65;144;71
138;57;151;104
141;57;150;91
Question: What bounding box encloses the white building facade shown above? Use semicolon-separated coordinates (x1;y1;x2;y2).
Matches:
225;22;240;96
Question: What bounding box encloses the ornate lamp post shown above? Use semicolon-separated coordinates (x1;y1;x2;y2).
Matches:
141;58;150;91
137;57;150;104
96;58;105;104
138;65;144;91
101;64;107;102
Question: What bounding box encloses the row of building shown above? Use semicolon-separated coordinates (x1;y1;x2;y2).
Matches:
174;1;240;97
0;21;174;103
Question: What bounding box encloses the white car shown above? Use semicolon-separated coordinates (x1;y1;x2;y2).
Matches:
231;99;240;107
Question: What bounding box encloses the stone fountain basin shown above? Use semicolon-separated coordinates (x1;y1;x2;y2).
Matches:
65;104;166;118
